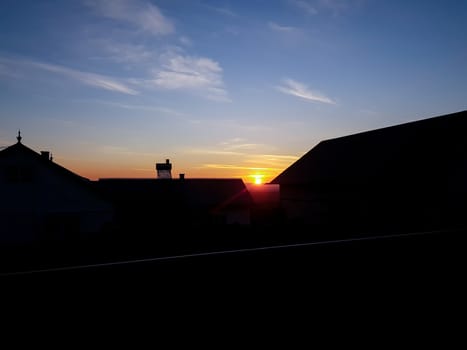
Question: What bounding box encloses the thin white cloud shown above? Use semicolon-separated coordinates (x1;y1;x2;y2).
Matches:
319;0;362;15
224;143;264;151
320;0;347;11
179;36;193;47
268;21;298;33
218;137;270;152
29;61;138;95
203;164;278;171
146;54;230;102
204;4;237;17
186;149;244;156
96;100;187;117
213;7;237;17
220;137;246;145
99;41;154;63
87;0;174;35
185;140;289;161
249;154;300;161
290;0;318;15
276;78;335;104
0;56;138;95
182;140;297;181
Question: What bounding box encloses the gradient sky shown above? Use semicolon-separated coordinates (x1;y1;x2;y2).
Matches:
1;0;466;183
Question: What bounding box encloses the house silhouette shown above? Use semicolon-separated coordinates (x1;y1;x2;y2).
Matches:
0;133;113;245
271;110;467;234
0;134;253;247
95;177;252;232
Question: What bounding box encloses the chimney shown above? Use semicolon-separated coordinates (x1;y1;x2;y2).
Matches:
41;151;51;161
155;159;172;179
179;173;185;180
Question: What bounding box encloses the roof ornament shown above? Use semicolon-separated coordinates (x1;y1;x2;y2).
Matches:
16;130;22;143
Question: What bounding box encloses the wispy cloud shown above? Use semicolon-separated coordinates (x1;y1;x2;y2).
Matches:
97;41;154;63
246;154;300;162
95;100;187;117
87;0;174;35
320;0;348;13
268;21;298;33
203;164;279;171
243;154;299;171
186;149;244;157
0;56;137;95
179;36;193;47
185;139;272;157
29;61;138;95
83;2;231;102
220;138;261;150
276;78;335;104
319;0;362;16
204;4;237;17
1;51;231;101
143;54;230;102
289;0;318;15
182;138;298;181
185;140;296;167
213;7;237;17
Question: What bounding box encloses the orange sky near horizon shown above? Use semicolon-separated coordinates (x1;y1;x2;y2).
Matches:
58;154;289;184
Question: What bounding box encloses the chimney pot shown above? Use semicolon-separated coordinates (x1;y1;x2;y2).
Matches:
41;151;50;161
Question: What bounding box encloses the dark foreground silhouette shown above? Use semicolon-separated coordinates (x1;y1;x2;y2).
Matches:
2;111;466;289
1;226;464;285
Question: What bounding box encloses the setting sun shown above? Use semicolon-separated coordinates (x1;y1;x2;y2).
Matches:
251;174;264;185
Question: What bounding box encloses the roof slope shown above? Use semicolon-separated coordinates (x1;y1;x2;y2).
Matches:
0;142;91;184
271;110;467;185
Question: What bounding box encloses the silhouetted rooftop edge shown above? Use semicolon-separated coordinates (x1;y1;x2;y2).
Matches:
271;110;467;185
0;141;90;183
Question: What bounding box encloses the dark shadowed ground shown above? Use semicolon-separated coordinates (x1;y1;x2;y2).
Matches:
1;228;464;290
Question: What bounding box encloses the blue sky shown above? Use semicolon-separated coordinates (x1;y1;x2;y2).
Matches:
1;0;466;183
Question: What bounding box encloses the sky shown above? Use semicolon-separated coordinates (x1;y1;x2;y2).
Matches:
1;0;466;184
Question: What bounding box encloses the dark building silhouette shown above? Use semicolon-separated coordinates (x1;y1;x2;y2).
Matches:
0;133;254;246
271;110;467;233
0;132;113;245
95;177;252;232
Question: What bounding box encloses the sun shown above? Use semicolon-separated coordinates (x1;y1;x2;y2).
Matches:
251;174;264;185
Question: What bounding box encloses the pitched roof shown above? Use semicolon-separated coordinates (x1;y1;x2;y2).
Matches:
271;110;467;185
0;141;92;185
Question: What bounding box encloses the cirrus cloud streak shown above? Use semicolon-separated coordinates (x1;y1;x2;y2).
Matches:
276;78;335;104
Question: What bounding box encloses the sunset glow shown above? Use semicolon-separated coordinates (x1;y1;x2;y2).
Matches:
0;1;465;183
250;174;264;185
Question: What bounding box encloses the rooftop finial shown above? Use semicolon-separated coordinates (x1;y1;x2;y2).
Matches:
17;130;22;143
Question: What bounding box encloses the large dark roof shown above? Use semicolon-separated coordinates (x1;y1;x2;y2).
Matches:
271;110;467;185
0;141;90;184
